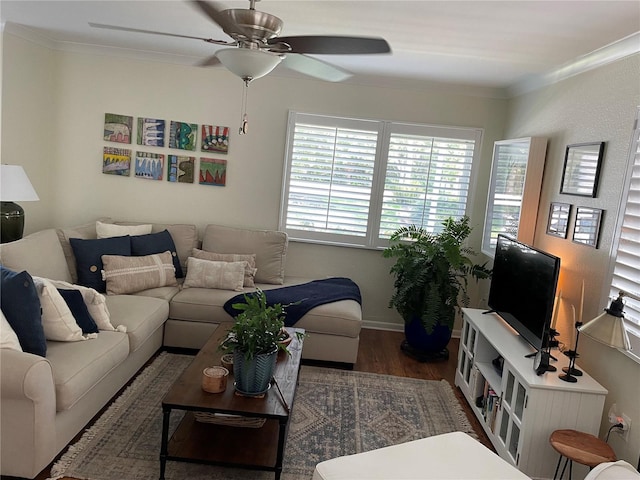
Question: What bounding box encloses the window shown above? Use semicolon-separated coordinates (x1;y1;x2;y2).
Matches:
481;137;547;257
279;112;482;248
609;106;640;359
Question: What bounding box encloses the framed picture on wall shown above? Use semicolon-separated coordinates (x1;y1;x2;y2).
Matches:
572;207;603;248
546;202;571;238
560;142;605;197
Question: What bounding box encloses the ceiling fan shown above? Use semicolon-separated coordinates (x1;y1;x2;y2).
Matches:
90;0;391;83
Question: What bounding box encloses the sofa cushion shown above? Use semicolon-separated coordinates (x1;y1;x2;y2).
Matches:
58;288;99;334
133;285;181;302
131;230;183;278
201;224;288;285
46;279;115;331
32;277;85;342
0;228;72;282
1;310;22;351
69;236;131;292
104;295;168;353
46;330;129;411
0;266;46;356
183;257;245;291
191;248;257;287
96;220;152;239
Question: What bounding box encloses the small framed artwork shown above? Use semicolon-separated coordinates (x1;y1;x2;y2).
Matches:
104;113;133;144
546;202;571;238
168;155;195;183
134;151;165;180
137;117;166;147
199;158;227;186
201;125;229;153
102;147;131;176
169;121;197;151
572;207;603;248
560;142;605;197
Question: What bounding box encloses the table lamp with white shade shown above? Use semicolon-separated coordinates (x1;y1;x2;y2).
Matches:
0;164;40;243
579;291;632;351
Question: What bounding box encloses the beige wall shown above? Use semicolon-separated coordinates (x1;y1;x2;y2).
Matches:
1;30;56;229
1;31;507;330
505;53;640;467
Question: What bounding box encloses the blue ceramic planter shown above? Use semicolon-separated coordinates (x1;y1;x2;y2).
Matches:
404;315;452;353
233;348;278;396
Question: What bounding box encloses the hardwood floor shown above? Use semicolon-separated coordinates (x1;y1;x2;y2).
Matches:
19;328;491;480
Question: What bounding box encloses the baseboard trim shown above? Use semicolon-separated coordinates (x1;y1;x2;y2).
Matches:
362;320;461;339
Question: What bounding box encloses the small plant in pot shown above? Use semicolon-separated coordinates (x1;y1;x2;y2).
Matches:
219;289;292;396
383;216;491;361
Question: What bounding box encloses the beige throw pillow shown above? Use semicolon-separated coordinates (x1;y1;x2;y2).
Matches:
32;277;87;342
191;248;257;287
101;251;177;295
1;310;23;351
97;220;152;239
46;279;115;331
183;257;246;291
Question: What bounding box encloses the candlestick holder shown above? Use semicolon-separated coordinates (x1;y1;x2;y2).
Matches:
559;321;583;382
548;327;560;348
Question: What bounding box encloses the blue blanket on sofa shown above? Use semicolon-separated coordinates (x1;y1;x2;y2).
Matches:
223;277;362;327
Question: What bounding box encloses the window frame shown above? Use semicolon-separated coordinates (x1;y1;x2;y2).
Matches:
279;111;484;250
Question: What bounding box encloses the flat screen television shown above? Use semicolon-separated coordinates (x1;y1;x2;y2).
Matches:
487;234;561;351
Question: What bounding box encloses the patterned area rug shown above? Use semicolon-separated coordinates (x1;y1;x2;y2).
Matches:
49;352;475;480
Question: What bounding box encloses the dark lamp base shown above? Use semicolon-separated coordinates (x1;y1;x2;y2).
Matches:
1;201;25;243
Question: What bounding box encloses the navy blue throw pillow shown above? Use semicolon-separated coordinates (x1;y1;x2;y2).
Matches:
70;236;131;292
0;266;46;357
57;288;99;334
130;230;183;278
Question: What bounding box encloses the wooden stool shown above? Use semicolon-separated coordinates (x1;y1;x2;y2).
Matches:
549;429;617;480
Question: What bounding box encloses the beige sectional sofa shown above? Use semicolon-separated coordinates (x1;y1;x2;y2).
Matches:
0;220;362;479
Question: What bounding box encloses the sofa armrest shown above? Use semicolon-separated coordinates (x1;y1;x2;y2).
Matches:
0;349;58;478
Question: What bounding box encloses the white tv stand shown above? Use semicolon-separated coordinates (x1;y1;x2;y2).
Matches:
455;308;608;479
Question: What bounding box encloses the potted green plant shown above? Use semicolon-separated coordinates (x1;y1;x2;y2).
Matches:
219;289;291;396
383;216;491;360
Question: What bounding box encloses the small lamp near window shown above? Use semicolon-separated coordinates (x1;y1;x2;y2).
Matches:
0;165;40;243
579;291;632;350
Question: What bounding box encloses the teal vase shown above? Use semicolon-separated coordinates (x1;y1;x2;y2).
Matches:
233;348;278;396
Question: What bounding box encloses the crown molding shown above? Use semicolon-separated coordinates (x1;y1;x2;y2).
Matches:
508;32;640;97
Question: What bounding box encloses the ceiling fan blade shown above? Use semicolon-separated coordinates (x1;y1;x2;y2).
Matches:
89;22;229;45
198;55;222;67
280;54;352;82
269;35;391;55
191;0;252;38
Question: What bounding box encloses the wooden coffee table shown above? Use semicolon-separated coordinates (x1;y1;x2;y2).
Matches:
159;323;304;480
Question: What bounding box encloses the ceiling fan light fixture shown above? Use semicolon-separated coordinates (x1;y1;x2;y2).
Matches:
215;48;281;81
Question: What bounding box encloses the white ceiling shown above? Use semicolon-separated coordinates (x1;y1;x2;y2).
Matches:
2;0;639;96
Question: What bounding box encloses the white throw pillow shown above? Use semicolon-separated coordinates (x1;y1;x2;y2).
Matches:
32;277;86;342
46;279;115;331
1;310;23;351
183;257;246;291
96;220;152;239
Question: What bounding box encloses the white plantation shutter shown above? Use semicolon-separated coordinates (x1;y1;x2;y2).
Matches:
610;107;640;335
483;140;530;251
280;112;482;248
379;132;475;238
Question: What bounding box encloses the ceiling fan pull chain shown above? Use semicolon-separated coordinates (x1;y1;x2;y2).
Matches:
239;79;249;135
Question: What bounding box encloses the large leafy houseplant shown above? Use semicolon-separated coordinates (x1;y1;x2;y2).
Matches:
383;216;491;350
